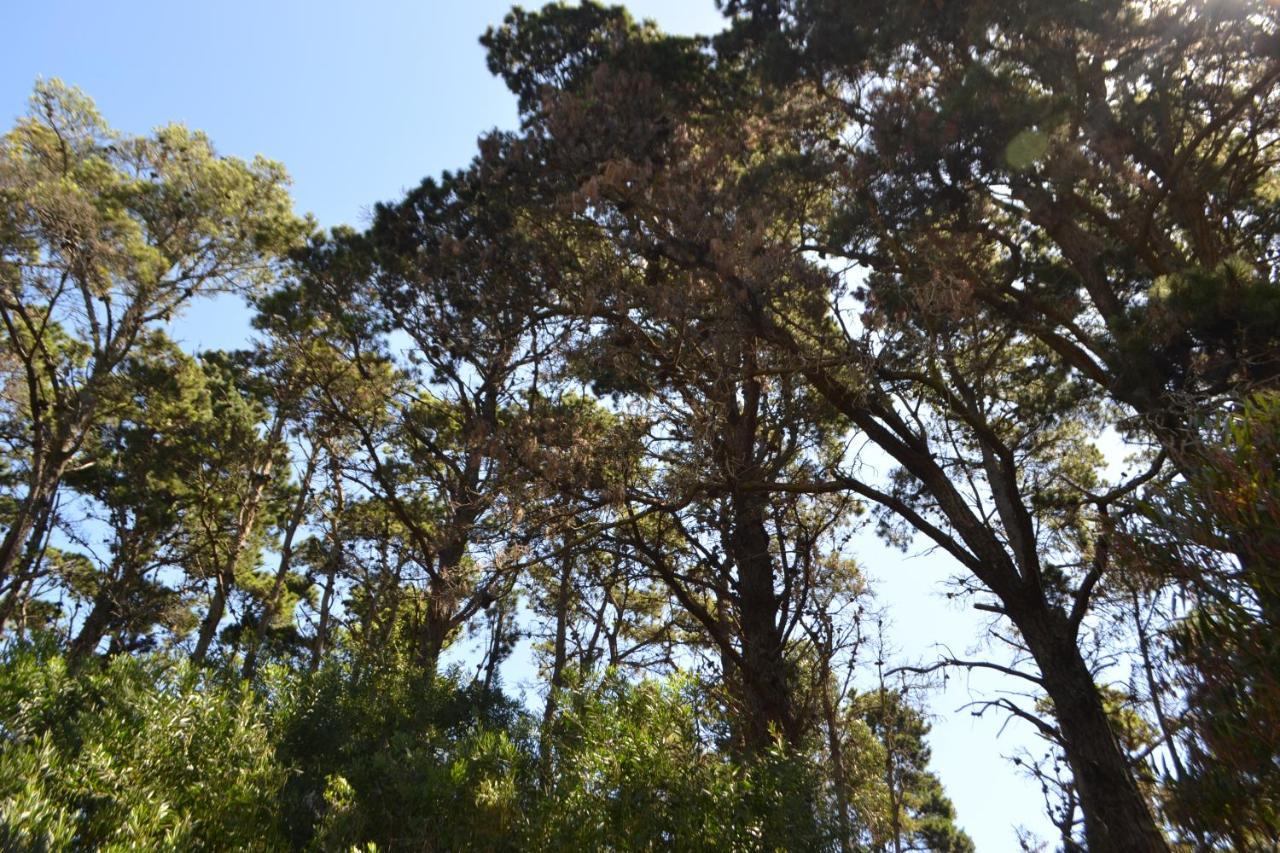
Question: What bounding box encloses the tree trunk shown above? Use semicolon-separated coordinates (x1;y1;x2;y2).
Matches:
756;312;1168;848
727;492;796;752
69;525;151;662
193;573;231;664
371;558;406;663
875;655;905;853
417;588;454;679
70;571;127;661
0;486;48;587
0;401;88;592
481;602;507;693
1018;605;1169;852
308;553;337;674
192;498;262;664
310;450;345;673
416;529;472;674
823;683;854;853
192;414;284;665
540;552;573;786
0;489;57;633
243;448;318;681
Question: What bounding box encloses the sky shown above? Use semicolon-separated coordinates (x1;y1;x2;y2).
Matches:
4;2;1056;848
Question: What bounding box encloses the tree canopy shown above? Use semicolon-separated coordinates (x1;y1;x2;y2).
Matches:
3;0;1279;848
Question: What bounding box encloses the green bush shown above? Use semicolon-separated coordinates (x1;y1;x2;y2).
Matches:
269;646;535;851
0;640;954;851
531;673;833;852
0;640;286;850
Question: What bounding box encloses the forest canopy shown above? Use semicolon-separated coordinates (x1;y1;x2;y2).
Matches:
2;0;1279;849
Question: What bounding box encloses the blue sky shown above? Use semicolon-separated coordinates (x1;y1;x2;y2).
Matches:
4;2;1056;848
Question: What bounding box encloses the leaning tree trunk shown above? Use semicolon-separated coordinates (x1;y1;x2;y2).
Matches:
0;482;50;586
244;448;318;680
1016;601;1169;852
0;394;97;598
0;462;63;626
193;572;232;665
0;489;58;634
70;559;136;662
757;315;1170;849
70;587;118;662
192;416;284;664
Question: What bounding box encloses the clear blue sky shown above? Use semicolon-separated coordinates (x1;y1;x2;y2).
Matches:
3;2;1054;848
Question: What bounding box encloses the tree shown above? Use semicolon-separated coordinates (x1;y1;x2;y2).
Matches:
283;157;584;675
63;333;211;660
487;1;860;755
1118;393;1280;846
482;4;1168;847
0;80;303;622
568;282;862;751
183;349;296;664
853;687;975;853
8;6;1278;843
718;0;1280;845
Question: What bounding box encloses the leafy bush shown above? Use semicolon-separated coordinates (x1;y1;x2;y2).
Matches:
0;639;286;850
269;644;535;851
531;672;833;852
0;639;958;851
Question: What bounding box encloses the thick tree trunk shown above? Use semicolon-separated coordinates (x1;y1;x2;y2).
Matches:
70;595;113;661
756;311;1167;848
69;528;149;662
727;493;796;752
1018;605;1169;852
415;527;473;673
70;568;130;661
417;587;455;679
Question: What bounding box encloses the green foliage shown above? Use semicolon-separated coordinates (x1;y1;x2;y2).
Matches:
2;79;303;295
0;77;305;644
0;639;286;850
1120;393;1280;845
534;672;833;851
482;2;706;121
0;633;954;852
13;1;1280;845
270;649;839;851
270;639;535;851
851;689;975;853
